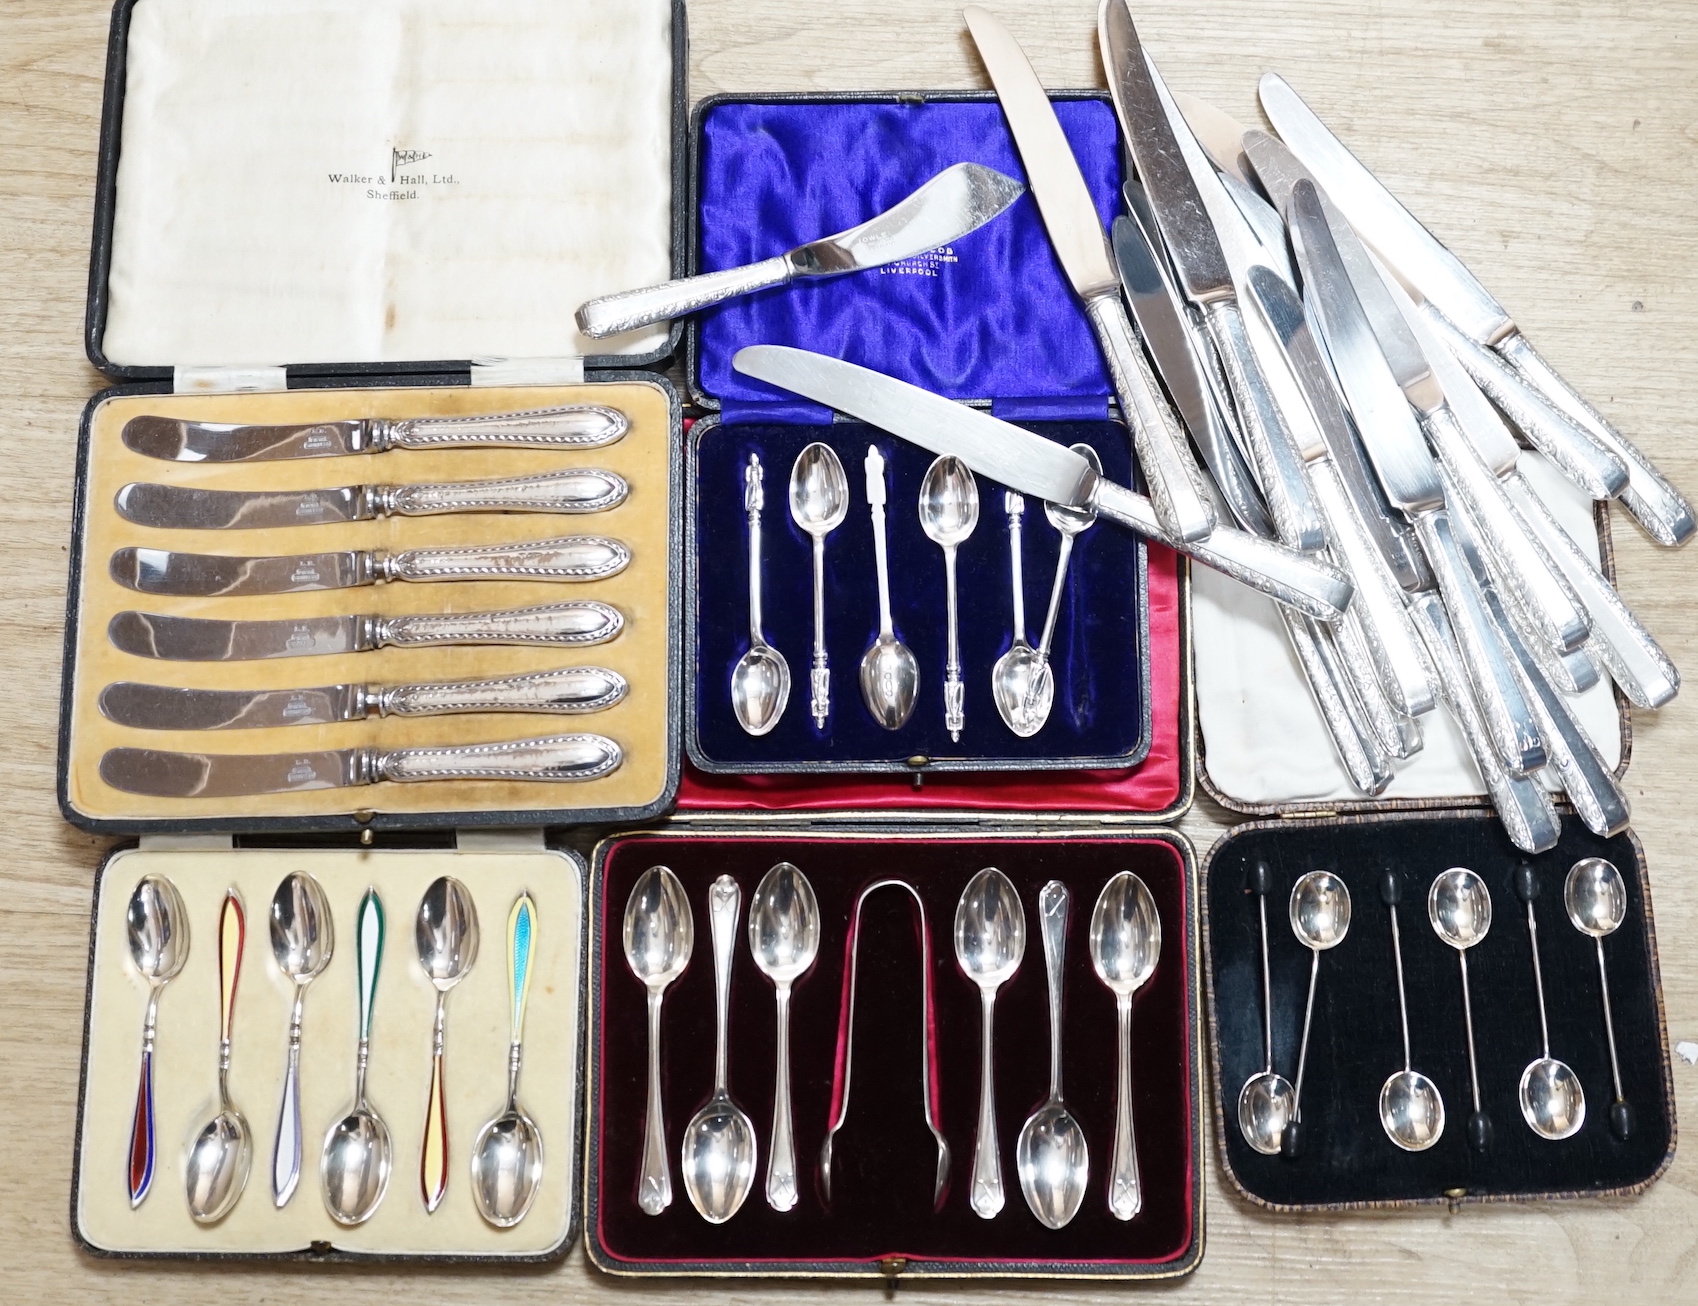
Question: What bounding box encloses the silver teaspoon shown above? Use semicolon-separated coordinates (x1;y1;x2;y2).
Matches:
125;874;189;1208
1090;872;1160;1220
748;862;820;1212
186;889;252;1224
1429;867;1494;1151
1565;857;1633;1139
681;875;758;1223
732;452;791;735
1016;881;1088;1229
623;866;693;1215
472;892;543;1227
1237;860;1294;1156
417;876;480;1213
991;492;1045;736
1281;870;1351;1160
1022;444;1103;731
789;443;849;729
955;867;1026;1219
919;455;979;741
322;887;392;1226
1378;870;1444;1151
269;872;334;1208
1513;864;1585;1140
859;445;919;729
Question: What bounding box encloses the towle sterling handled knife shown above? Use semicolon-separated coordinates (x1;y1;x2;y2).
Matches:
114;469;630;530
110;536;630;597
574;162;1026;338
1260;73;1694;547
731;345;1354;622
99;733;624;797
965;4;1217;544
122;405;629;463
99;667;630;730
107;600;624;661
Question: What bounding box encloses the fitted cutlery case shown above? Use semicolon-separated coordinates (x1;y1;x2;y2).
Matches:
62;0;691;834
1202;812;1673;1209
73;838;586;1259
583;823;1203;1279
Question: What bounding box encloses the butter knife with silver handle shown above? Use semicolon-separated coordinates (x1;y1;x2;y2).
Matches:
122;405;629;463
114;468;629;531
99;667;629;731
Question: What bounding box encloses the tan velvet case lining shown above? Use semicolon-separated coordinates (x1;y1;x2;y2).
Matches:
66;383;673;824
76;846;581;1256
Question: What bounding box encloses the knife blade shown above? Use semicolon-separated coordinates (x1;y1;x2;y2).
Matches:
110;535;630;597
1097;0;1322;552
107;600;624;661
98;666;629;730
122;405;629;463
1259;72;1693;546
963;4;1216;543
576;162;1025;339
731;344;1353;622
1289;180;1545;774
114;468;630;531
99;732;624;797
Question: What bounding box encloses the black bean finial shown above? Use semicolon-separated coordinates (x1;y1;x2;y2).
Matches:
1279;1118;1302;1161
1513;861;1540;903
1610;1100;1635;1142
1249;859;1272;896
1467;1110;1493;1152
1380;868;1403;906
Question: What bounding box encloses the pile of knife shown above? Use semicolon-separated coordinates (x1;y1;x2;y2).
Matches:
719;2;1689;853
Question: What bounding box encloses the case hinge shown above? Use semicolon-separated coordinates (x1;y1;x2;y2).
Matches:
455;827;547;852
172;365;288;394
470;356;585;387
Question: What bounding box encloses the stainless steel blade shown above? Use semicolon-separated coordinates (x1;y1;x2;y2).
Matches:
116;483;365;529
1171;90;1255;185
112;546;366;596
100;682;362;730
1259;72;1511;344
1098;0;1230;302
123;416;366;463
792;162;1026;274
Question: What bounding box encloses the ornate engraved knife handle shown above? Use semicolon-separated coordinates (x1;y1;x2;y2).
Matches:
575;256;794;339
378;536;631;583
372;733;623;783
376;405;629;451
376;667;629;716
373;600;624;648
379;469;629;517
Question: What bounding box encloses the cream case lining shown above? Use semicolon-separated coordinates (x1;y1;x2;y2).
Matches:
77;845;582;1257
1195;451;1624;806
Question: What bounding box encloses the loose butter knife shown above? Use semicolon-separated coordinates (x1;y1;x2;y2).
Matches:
965;4;1217;543
122;406;629;464
99;733;623;798
1260;73;1694;547
99;667;628;731
115;469;629;531
575;162;1025;338
731;344;1353;622
110;536;630;597
108;600;624;661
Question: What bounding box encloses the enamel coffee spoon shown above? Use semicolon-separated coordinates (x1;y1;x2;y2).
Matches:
185;889;252;1224
125;874;189;1208
321;888;392;1226
417;876;480;1212
269;872;334;1208
471;892;544;1227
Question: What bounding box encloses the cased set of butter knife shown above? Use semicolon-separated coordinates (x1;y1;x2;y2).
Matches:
96;404;642;797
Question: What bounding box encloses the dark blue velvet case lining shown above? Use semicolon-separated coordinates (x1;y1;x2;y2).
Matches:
687;96;1149;772
689;418;1149;770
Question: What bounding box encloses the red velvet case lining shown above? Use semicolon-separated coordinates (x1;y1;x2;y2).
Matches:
675;544;1183;812
590;834;1195;1271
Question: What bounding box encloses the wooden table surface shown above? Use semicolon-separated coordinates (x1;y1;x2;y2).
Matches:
4;0;1697;1300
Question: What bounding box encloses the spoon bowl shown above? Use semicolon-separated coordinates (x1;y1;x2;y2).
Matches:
186;1109;252;1224
127;875;190;984
992;643;1047;735
732;645;791;736
1289;870;1352;951
471;1110;544;1228
789;442;849;536
919;456;980;547
1015;1102;1089;1229
1429;868;1492;950
1565;857;1627;938
1520;1057;1585;1140
1237;1071;1296;1156
859;638;920;730
1380;1070;1446;1152
322;1108;393;1226
1023;445;1104;731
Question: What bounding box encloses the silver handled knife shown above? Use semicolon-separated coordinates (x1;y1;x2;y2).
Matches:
110;535;630;597
1289;181;1545;775
1094;0;1320;550
122;405;629;463
1260;72;1693;547
963;4;1217;543
114;469;629;531
575;162;1025;339
99;733;623;798
107;600;624;661
731;344;1353;622
98;667;629;730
